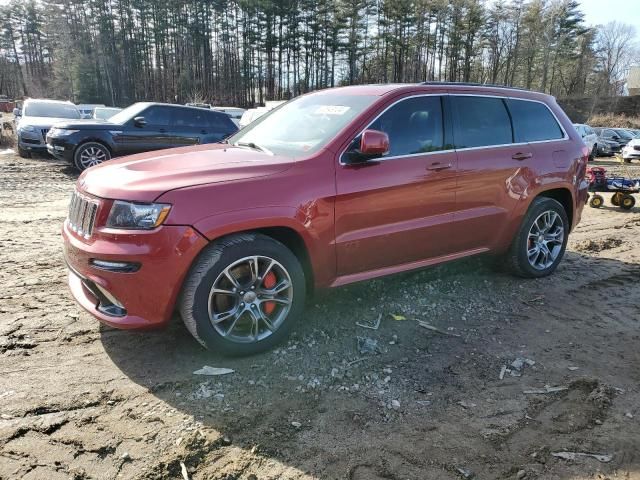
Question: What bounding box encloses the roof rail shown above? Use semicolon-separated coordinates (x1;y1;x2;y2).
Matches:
421;81;530;92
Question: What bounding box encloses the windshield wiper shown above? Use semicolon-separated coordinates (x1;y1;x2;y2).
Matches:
234;141;272;155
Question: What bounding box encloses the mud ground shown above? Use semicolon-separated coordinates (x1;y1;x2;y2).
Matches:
0;150;639;480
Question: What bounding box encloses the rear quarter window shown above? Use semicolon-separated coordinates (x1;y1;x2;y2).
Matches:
207;111;237;132
451;96;512;148
506;99;564;142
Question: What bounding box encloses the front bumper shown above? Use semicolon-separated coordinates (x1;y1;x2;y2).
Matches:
63;220;208;329
18;132;48;153
46;136;75;161
622;149;640;160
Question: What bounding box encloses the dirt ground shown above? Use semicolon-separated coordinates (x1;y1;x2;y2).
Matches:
0;149;639;480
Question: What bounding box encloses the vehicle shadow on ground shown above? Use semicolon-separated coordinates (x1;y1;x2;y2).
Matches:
29;151;79;179
100;250;640;478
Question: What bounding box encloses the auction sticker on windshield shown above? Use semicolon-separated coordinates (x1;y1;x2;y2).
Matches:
315;105;350;115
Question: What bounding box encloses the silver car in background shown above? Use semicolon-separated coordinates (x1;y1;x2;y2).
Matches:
573;123;598;160
15;99;81;158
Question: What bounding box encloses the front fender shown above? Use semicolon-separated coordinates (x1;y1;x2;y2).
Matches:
192;204;336;288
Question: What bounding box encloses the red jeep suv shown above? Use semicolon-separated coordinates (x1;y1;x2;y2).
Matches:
62;83;589;355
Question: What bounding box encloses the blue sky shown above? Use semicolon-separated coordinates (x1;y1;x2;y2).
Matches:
580;0;640;28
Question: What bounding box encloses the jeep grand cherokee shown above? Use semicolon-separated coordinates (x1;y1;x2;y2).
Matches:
62;83;589;355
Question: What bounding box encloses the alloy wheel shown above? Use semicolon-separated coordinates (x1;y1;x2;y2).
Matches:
526;210;564;270
208;255;293;343
78;146;108;169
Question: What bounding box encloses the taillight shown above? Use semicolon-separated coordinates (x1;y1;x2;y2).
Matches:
581;146;590;162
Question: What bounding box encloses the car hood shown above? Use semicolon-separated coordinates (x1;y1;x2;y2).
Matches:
624;139;640;147
18;116;82;129
79;144;296;202
52;119;114;129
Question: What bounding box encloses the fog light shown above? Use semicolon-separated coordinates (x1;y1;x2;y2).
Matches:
90;259;140;273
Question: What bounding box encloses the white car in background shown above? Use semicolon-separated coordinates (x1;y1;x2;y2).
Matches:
622;139;640;163
212;107;246;127
76;104;105;119
238;101;286;128
573;123;598;160
15;99;81;158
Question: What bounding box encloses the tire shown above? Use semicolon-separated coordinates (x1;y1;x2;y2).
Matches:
589;146;596;161
73;142;111;172
179;233;306;356
17;145;31;158
503;197;569;278
589;195;604;208
611;192;622;206
620;194;635;210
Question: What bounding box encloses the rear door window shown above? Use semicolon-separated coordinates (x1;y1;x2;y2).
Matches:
451;96;512;148
506;99;564;142
368;96;445;157
171;108;207;128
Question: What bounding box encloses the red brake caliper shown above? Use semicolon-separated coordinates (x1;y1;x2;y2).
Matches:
262;271;277;315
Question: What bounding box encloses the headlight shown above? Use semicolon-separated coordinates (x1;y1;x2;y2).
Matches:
19;125;36;133
106;201;171;230
50;128;79;137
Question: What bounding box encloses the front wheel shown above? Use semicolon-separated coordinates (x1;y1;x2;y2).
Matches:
589;195;604;208
503;197;569;278
179;233;306;356
17;145;31;158
73;142;111;171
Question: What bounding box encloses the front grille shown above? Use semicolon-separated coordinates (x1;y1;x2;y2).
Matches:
634;146;640;151
68;190;99;238
41;128;49;140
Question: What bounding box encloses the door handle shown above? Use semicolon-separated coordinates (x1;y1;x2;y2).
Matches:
512;152;532;161
426;162;452;171
159;128;166;133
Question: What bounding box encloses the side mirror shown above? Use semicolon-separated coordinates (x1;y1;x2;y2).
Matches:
343;129;390;164
612;135;619;140
13;108;21;117
360;129;390;156
133;116;147;127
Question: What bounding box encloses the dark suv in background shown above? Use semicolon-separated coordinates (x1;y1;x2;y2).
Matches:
47;102;238;171
593;127;632;154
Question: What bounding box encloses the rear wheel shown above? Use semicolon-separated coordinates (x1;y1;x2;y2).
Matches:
503;197;569;278
73;142;111;172
620;194;635;210
179;233;306;356
589;195;604;208
589;145;596;161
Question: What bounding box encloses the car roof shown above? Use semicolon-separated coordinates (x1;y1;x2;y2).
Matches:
24;98;75;105
310;82;553;101
135;102;222;113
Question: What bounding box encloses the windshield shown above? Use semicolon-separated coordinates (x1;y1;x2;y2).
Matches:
228;94;377;157
614;129;634;140
24;101;80;119
108;103;149;124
